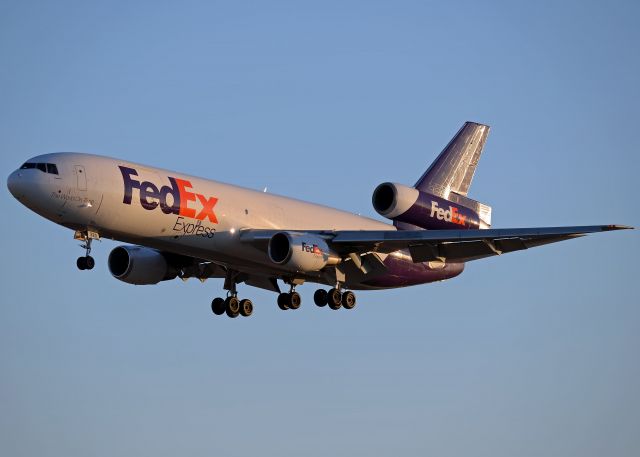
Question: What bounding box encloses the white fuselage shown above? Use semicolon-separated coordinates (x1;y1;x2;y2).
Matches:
8;152;396;277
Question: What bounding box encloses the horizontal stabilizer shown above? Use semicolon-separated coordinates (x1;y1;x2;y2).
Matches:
448;192;492;228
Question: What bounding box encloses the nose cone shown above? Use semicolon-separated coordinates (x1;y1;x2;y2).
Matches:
7;170;27;200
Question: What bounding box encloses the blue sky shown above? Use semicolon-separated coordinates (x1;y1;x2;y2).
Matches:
1;1;638;456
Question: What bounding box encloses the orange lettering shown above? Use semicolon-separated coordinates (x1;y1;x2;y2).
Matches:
174;178;196;218
195;194;218;223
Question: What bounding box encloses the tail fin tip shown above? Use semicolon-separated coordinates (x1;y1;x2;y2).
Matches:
415;121;490;198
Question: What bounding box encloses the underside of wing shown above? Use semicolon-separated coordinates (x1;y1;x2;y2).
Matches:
169;253;281;292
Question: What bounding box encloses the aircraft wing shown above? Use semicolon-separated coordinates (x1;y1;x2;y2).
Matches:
329;225;632;263
176;225;631;291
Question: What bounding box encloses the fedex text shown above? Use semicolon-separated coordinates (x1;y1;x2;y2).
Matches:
430;200;466;226
119;166;218;223
301;242;323;256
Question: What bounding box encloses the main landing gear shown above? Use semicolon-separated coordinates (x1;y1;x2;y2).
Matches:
210;270;357;319
277;285;356;312
277;286;301;311
76;231;97;271
211;295;253;318
313;287;356;310
211;270;253;318
210;286;357;319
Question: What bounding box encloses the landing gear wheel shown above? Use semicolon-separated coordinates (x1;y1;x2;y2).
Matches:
85;256;95;270
289;291;301;310
328;288;342;310
225;296;240;318
314;289;328;307
342;291;356;309
76;257;87;270
239;299;253;317
277;293;290;310
211;297;225;315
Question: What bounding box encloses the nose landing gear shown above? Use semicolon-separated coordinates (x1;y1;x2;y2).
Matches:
75;230;99;271
76;255;95;270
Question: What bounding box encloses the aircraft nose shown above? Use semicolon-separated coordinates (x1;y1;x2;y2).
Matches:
7;170;28;200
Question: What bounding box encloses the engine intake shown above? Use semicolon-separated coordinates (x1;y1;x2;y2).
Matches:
108;245;177;285
372;182;420;218
268;232;339;273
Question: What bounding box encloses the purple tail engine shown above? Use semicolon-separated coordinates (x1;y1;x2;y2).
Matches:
372;122;492;230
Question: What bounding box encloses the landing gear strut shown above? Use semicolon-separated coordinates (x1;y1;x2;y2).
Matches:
76;231;97;271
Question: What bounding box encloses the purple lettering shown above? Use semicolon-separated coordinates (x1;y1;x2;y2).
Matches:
140;182;160;210
119;166;140;205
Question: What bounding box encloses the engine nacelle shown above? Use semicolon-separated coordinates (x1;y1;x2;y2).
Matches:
372;182;420;218
268;232;340;273
108;245;177;285
372;182;483;230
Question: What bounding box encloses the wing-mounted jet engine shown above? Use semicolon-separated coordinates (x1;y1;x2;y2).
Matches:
268;231;340;273
108;245;179;285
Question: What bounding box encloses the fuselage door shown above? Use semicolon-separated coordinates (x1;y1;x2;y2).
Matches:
74;165;87;191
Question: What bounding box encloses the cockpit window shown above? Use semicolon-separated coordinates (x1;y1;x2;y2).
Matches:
19;162;59;174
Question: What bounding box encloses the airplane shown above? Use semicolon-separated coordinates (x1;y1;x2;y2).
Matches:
6;122;631;318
